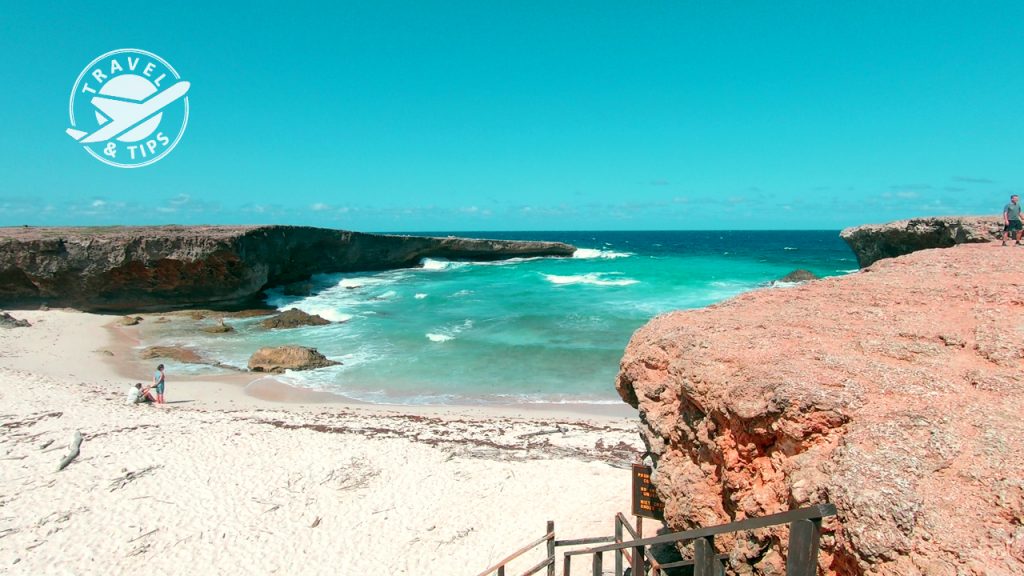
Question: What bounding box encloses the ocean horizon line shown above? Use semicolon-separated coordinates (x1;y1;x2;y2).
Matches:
0;224;847;235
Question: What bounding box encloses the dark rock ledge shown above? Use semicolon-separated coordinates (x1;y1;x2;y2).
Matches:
840;216;1001;268
0;226;575;312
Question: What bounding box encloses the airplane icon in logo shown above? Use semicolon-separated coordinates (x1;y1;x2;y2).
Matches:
66;81;190;144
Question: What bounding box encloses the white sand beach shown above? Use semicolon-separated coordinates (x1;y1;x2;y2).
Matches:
0;310;643;575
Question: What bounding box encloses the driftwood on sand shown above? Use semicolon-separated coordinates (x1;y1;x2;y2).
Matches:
57;431;82;471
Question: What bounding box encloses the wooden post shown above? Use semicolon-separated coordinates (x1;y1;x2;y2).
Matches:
564;554;572;576
547;521;556;576
786;519;821;576
614;516;623;576
632;517;643;576
592;551;603;576
497;567;505;576
693;536;715;576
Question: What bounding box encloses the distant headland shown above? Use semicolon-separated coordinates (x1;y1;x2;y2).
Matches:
0;226;575;312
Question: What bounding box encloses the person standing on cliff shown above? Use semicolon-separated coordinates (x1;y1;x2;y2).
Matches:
153;364;166;404
1003;194;1023;246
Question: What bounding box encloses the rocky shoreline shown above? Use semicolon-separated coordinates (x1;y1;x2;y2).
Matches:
840;216;1001;267
0;226;575;312
617;239;1023;575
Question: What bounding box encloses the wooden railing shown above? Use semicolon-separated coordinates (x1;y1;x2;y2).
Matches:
563;503;837;576
475;521;621;576
477;503;837;576
475;521;556;576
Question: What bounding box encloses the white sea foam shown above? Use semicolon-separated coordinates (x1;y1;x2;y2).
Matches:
452;289;474;297
334;274;406;289
499;396;626;405
542;273;639;287
425;319;474;343
414;293;428;299
300;307;353;323
472;256;545;266
419;258;470;271
573;248;633;259
783;247;798;251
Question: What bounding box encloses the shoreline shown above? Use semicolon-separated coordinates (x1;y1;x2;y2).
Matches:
99;310;636;421
0;309;643;575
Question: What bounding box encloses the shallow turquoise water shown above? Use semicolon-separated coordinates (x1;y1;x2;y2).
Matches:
140;231;857;405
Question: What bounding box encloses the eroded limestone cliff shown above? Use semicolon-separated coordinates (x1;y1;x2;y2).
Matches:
840;216;1000;267
617;243;1024;575
0;226;574;311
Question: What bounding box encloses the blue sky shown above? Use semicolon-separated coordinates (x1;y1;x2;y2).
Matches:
0;1;1021;231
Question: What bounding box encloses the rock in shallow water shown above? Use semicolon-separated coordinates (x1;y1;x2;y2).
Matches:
778;269;819;283
201;320;235;334
258;308;331;329
247;346;340;373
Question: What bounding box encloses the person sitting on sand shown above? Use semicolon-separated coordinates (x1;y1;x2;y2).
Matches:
126;382;155;405
153;363;166;404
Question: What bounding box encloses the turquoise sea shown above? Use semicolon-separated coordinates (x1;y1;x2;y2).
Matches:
140;231;857;405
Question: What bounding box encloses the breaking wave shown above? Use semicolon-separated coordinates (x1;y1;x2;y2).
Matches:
426;319;474;343
542;272;639;287
573;248;633;259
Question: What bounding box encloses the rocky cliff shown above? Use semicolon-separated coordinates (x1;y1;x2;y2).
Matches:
840;216;1001;267
0;226;574;311
616;243;1024;575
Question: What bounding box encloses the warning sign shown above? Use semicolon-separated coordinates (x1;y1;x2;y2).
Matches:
631;464;665;521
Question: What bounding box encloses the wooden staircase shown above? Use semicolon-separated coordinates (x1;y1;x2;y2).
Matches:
476;503;837;576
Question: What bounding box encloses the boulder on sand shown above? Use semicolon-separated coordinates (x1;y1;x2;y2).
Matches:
139;346;205;364
247;346;340;373
258;308;331;329
0;312;31;328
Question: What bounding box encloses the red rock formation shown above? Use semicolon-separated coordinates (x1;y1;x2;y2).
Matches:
616;242;1024;575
